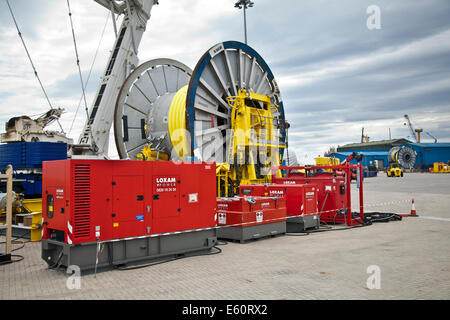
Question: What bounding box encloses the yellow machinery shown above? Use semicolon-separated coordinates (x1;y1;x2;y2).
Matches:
316;157;340;172
136;146;170;162
138;89;284;196
0;196;42;242
221;89;284;195
113;42;288;197
387;163;403;177
170;88;284;196
430;162;450;173
18;199;42;242
216;163;231;198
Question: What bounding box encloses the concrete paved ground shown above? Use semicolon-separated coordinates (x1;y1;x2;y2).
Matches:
1;173;449;300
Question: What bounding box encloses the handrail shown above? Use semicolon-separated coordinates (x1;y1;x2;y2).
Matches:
0;165;13;256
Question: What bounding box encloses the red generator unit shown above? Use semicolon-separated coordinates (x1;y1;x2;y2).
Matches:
240;184;320;232
41;159;218;272
216;196;286;243
274;172;350;224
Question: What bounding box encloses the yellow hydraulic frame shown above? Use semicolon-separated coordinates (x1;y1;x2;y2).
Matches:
219;89;284;195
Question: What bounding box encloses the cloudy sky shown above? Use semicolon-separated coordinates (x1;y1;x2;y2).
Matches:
0;0;449;164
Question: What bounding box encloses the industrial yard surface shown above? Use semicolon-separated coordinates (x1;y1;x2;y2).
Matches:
1;173;449;300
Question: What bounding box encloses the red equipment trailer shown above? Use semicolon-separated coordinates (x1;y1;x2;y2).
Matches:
41;159;218;272
272;163;365;226
239;184;320;232
216;196;286;242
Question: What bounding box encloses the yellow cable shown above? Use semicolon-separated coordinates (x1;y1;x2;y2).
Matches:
168;85;188;160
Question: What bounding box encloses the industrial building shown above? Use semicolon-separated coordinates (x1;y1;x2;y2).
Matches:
336;139;411;152
329;139;411;169
330;139;450;170
327;150;388;169
403;143;450;170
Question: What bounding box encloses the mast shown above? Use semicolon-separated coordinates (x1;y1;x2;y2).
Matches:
71;0;158;158
403;114;418;143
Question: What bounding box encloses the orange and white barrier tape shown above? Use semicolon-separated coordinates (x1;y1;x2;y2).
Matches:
96;198;413;245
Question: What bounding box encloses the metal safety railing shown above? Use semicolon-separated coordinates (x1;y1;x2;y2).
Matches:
0;165;13;258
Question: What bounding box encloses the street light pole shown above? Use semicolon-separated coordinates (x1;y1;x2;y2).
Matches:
235;0;254;45
243;4;247;44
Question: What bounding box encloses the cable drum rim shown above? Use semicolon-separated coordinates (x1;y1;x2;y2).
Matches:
185;40;287;162
398;146;417;169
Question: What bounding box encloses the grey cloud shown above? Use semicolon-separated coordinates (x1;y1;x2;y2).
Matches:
0;0;54;39
47;70;103;98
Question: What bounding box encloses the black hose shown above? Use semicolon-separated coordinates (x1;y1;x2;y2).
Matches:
116;256;178;271
10;240;27;252
0;238;28;251
285;210;402;235
351;215;370;226
363;212;403;222
0;229;31;245
0;254;24;265
117;246;222;271
107;242;116;269
0;232;28;265
287;221;371;234
47;250;64;269
285;232;310;236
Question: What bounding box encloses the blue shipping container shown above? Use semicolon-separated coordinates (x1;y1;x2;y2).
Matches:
0;142;67;169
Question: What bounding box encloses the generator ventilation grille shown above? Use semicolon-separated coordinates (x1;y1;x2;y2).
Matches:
73;164;91;238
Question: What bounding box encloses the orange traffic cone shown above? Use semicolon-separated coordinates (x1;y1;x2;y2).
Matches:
410;199;418;217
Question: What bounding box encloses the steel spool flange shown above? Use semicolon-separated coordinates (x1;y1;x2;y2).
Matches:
114;58;192;160
185;41;287;162
398;146;417;169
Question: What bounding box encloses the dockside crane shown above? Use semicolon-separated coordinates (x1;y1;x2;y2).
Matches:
70;0;159;158
403;114;419;142
403;114;437;143
424;131;438;143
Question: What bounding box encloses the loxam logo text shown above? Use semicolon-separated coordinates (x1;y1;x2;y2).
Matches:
270;190;284;195
306;192;315;197
156;177;176;183
283;181;296;184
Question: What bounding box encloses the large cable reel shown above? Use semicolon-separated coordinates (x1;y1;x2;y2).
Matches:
387;146;400;163
114;58;192;160
114;41;287;167
185;41;287;163
387;146;417;169
397;146;417;169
